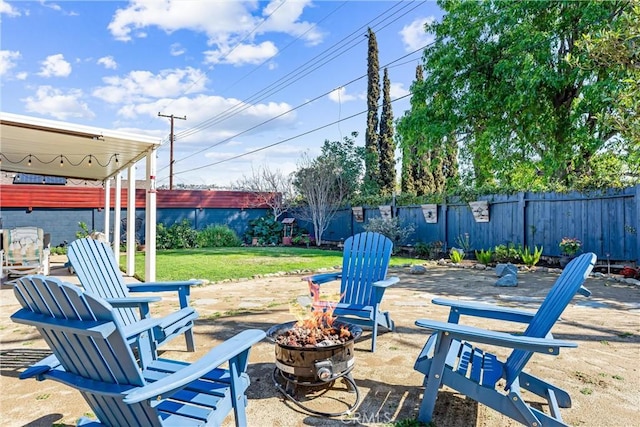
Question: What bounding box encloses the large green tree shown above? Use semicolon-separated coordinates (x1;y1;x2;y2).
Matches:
378;67;396;194
397;65;458;196
399;0;635;192
364;27;380;194
573;3;639;182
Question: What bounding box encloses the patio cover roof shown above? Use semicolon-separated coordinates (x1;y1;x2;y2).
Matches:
0;112;161;181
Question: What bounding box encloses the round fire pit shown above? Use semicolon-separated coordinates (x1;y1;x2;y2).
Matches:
267;320;363;417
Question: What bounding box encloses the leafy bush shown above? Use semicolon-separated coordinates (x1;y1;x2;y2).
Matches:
197;225;241;248
475;248;493;265
245;215;283;245
494;243;521;263
519;245;543;267
156;219;198;249
455;233;472;252
76;221;94;239
49;246;67;255
363;217;415;252
449;247;465;263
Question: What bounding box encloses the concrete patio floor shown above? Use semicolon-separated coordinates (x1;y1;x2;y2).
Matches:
1;261;639;426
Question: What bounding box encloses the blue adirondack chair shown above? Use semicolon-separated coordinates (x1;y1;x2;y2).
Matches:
413;252;597;426
11;275;265;427
67;237;201;363
305;231;399;352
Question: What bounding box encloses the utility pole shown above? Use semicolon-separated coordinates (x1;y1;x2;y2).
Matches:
158;112;186;190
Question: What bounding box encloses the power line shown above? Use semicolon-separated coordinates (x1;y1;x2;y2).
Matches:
171;93;411;177
173;1;424;141
160;44;427;173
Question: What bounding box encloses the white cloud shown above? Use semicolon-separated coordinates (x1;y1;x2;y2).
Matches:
37;54;72;77
92;67;208;103
400;17;436;52
260;0;324;46
328;86;359;103
97;56;117;69
390;82;410;100
0;0;21;17
204;41;278;66
23;85;95;120
0;50;21;76
170;43;185;56
16;71;28;80
107;0;323;61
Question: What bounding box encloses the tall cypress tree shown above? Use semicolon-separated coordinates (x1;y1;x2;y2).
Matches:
364;27;380;194
378;67;396;194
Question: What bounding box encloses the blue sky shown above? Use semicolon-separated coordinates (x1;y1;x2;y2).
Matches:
1;0;441;187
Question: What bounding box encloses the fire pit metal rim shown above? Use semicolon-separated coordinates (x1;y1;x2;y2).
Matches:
266;320;363;350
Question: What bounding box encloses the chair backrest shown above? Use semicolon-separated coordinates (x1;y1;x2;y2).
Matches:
3;227;44;265
67;237;139;326
503;252;596;389
11;275;160;426
340;232;394;306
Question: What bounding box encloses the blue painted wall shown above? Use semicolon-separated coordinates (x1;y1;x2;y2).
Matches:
2;185;638;263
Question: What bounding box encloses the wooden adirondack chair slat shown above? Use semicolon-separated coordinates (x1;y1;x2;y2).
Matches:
67;237;201;363
305;232;399;352
11;275;266;427
413;252;597;426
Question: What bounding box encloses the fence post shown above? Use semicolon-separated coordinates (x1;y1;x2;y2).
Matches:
636;184;640;265
441;202;448;251
518;192;526;249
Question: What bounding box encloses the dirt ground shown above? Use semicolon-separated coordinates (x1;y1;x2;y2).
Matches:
0;261;639;427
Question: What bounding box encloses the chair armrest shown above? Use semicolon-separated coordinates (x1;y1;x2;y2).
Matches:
578;286;591;297
432;298;536;324
303;272;342;285
121;317;164;341
123;329;266;404
373;276;399;288
105;296;161;307
415;319;576;354
127;279;201;293
20;354;61;379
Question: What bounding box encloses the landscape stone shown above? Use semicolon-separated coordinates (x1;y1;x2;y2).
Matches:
496;263;518;277
495;273;518;287
409;265;428;275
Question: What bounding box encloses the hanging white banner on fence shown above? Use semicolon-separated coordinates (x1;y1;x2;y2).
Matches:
379;205;392;220
352;206;364;223
421;204;438;223
469;201;490;222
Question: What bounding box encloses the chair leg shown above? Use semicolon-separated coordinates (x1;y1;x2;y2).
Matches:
185;328;196;352
371;312;379;352
417;332;451;423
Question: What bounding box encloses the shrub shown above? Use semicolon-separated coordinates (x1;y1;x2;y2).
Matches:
156;219;198;249
76;221;94;239
363;217;415;253
494;243;521;263
475;249;493;265
197;225;241;248
49;246;67;255
520;245;543;267
413;242;430;258
449;247;465;263
455;233;472;253
245;215;283;245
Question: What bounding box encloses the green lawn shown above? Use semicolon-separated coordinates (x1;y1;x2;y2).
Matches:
124;246;417;282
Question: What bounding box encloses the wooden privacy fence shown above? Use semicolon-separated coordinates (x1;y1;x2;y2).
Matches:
292;185;640;264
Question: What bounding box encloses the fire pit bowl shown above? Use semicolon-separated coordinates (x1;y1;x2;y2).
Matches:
267;320;362;382
267;320;363;417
